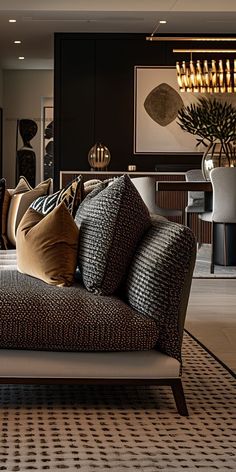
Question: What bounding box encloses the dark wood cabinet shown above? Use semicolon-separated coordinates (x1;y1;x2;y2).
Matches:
60;170;211;243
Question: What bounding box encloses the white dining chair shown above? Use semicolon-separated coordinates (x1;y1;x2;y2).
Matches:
185;169;205;227
131;176;184;221
185;169;205;247
198;167;236;273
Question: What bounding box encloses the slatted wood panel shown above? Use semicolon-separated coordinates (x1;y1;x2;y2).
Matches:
60;171;211;243
156;174;186;223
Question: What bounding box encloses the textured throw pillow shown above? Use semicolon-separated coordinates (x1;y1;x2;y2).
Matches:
124;216;196;362
30;175;83;218
75;174;151;295
16;203;79;286
6;177;52;247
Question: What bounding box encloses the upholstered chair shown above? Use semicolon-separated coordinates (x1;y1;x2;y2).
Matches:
185;169;205;228
131;176;184;222
198;167;236;273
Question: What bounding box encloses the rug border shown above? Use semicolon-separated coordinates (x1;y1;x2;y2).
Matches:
193;276;236;279
185;329;236;380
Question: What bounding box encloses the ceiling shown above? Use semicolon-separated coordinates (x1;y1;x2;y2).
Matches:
1;0;236;69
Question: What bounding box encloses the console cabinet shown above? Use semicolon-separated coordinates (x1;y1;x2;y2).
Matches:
60;171;211;243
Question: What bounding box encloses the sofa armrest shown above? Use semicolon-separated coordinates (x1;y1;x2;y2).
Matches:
124;215;196;362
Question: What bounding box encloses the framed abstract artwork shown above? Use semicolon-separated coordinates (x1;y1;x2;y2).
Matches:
133;66;203;155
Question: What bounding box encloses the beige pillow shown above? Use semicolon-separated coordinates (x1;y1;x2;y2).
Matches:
84;179;102;196
16;202;79;286
1;188;11;249
7;177;52;247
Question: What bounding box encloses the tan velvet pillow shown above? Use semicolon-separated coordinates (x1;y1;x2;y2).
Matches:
7;177;52;247
16;202;79;286
1;188;11;249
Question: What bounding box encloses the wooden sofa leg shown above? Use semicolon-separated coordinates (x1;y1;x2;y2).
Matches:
171;379;189;416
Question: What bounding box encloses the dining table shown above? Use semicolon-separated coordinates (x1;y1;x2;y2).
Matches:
156;180;212;211
156;180;212;192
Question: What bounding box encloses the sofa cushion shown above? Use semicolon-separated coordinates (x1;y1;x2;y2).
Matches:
13;175;33;194
124;216;196;362
6;177;52;247
75;174;151;295
0;176;32;250
83;179;102;196
0;270;158;352
30;175;83;218
16;203;79;286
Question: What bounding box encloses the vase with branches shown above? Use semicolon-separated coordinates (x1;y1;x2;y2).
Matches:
177;97;236;179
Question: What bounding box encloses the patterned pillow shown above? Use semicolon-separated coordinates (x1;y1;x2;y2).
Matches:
30;175;83;218
16;203;79;286
124;216;196;362
74;174;151;295
6;177;52;247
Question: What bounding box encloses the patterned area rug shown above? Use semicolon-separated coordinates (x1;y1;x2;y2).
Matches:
0;334;235;471
193;244;236;278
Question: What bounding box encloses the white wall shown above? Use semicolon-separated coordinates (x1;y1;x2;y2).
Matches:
3;69;53;186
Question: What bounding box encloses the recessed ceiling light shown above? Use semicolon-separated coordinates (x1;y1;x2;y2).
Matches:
18;56;24;60
14;40;21;44
159;20;167;24
9;19;16;23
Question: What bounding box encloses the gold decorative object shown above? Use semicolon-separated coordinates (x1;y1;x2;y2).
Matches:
88;143;111;170
176;58;236;93
145;26;236;94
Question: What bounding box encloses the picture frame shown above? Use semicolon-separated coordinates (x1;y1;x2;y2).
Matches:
133;66;203;155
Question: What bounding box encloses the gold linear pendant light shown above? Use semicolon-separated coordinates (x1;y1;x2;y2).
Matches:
146;20;236;93
146;36;236;42
175;52;236;93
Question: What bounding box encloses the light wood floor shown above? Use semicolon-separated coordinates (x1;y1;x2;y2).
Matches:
186;278;236;373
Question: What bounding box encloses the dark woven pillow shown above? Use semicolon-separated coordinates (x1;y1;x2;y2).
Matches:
30;175;83;218
124;216;196;361
74;174;151;295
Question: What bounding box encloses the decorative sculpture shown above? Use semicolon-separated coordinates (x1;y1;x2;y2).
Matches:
44;120;54;180
16;119;38;187
88;143;111;170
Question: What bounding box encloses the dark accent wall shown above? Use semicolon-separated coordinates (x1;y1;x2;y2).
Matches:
54;33;224;186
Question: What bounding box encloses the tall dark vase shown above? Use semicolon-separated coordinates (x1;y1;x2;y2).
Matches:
16;119;38;187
